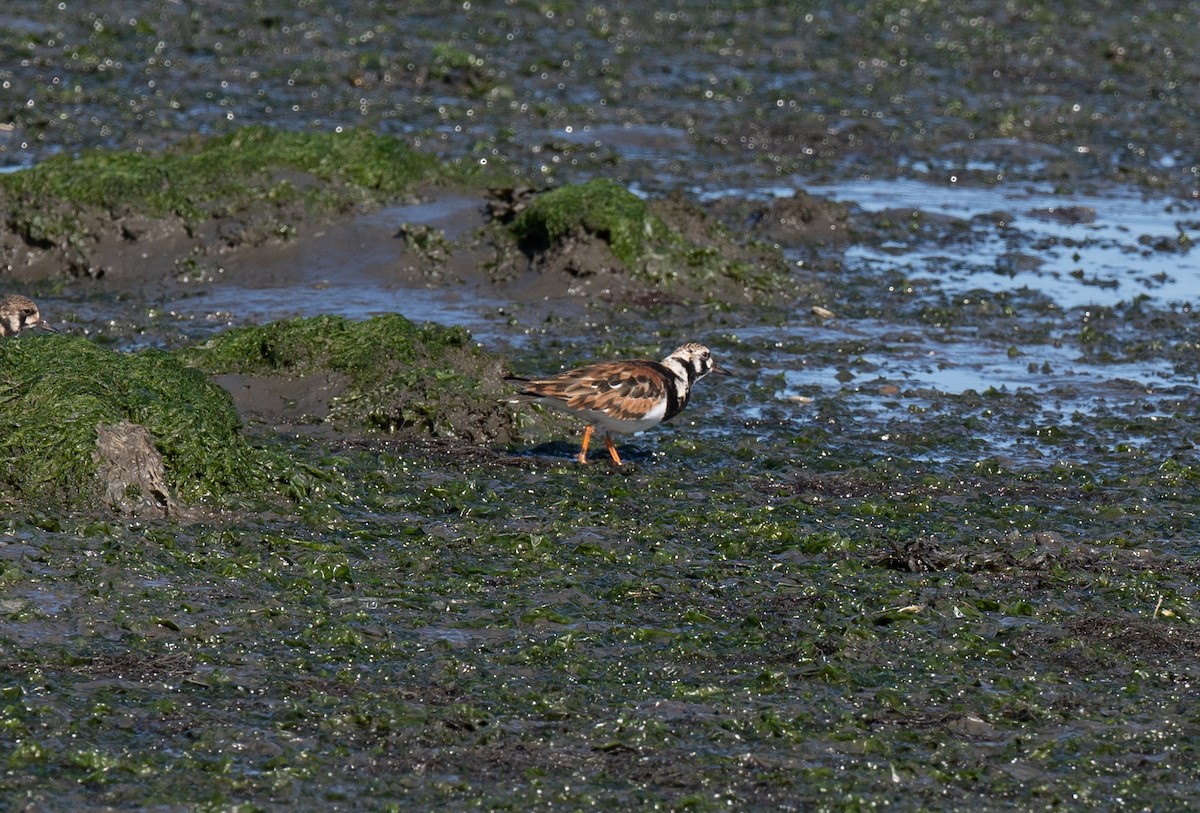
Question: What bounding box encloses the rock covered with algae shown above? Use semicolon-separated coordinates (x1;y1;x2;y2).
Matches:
508;178;662;269
0;334;317;513
502;178;794;302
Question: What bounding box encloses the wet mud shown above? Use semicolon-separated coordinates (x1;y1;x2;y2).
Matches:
2;1;1200;811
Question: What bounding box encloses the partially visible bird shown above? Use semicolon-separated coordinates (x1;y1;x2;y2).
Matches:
505;342;730;465
0;295;57;337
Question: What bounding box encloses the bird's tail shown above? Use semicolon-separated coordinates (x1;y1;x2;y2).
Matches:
501;376;536;404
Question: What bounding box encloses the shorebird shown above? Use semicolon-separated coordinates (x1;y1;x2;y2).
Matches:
0;295;56;337
505;342;729;465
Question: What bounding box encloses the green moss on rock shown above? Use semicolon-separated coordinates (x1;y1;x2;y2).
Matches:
0;335;306;508
182;314;518;442
510;178;662;268
507;179;794;301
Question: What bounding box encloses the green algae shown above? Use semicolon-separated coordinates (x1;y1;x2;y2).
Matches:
0;334;323;509
0;126;457;255
508;178;793;299
181;313;520;440
510;178;662;268
8;125;443;216
3;437;1199;810
430;43;497;94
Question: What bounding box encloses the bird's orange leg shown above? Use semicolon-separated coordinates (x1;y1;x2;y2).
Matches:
604;435;623;466
578;425;593;464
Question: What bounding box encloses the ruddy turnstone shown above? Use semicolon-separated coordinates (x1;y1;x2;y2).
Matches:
0;295;56;337
506;342;730;465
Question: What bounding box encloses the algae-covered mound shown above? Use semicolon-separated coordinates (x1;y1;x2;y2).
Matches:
182;313;521;443
510;178;661;269
505;178;793;302
3;125;441;228
0;126;461;277
0;335;302;511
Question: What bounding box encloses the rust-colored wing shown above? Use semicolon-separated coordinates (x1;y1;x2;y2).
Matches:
518;360;668;420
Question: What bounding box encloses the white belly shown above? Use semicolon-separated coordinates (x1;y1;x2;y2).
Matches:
577;398;669;436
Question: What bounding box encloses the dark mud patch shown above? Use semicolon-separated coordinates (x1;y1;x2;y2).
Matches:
711;189;854;253
0;204;197;283
214;371;350;435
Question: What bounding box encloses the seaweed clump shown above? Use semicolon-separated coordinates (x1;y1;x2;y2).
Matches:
506;179;793;301
509;178;661;268
181;314;521;443
0;335;307;510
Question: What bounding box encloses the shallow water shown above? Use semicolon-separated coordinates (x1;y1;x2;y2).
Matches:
748;318;1178;400
741;317;1182;465
159;197;510;340
167;277;500;338
790;178;1199;309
